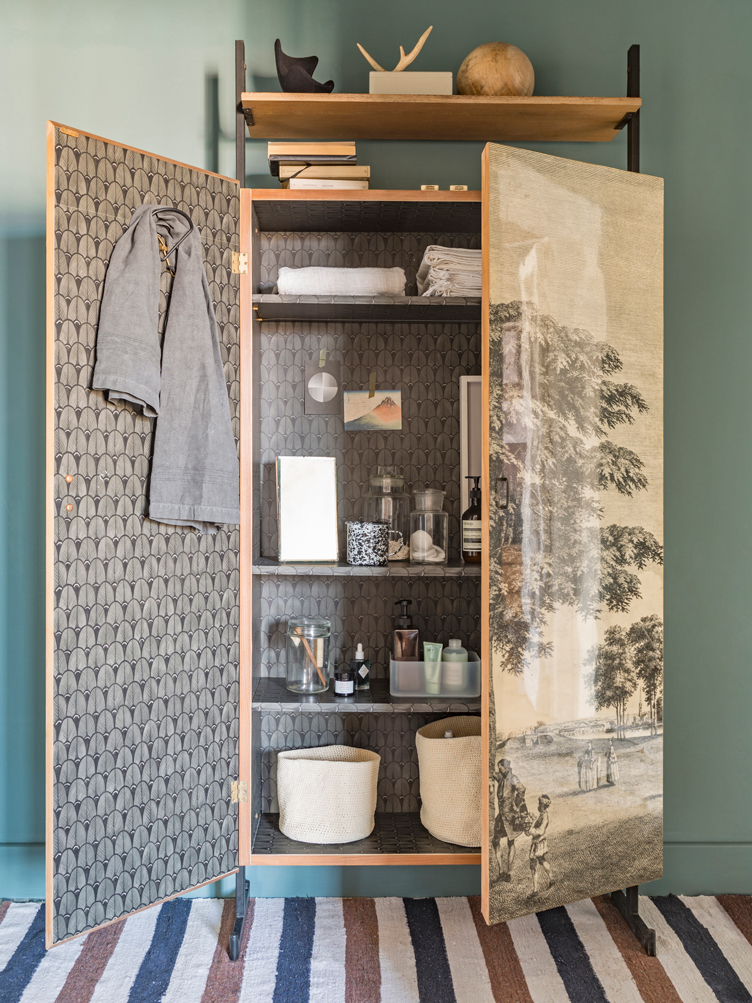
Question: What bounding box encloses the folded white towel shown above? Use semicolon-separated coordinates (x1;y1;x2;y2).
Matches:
416;245;482;297
277;266;406;296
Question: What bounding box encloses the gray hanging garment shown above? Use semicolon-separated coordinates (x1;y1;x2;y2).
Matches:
92;204;240;533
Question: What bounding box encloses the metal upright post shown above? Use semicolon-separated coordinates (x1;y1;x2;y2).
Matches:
626;43;640;173
229;866;250;961
609;43;656;961
236;40;246;185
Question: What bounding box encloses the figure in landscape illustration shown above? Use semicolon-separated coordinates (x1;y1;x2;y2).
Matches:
487;299;664;917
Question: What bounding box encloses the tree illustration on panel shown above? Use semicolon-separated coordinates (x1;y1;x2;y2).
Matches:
488;301;663;674
590;615;664;737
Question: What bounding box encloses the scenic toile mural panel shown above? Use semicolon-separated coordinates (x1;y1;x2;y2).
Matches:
483;144;663;924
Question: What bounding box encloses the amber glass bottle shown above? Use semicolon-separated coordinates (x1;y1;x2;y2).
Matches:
461;476;482;564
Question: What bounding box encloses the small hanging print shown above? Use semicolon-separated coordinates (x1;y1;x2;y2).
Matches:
344;390;402;430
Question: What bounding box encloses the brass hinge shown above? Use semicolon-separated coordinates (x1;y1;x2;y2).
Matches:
232;251;248;275
231;780;248;803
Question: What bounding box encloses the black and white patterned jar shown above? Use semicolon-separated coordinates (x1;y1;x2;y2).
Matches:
346;521;389;566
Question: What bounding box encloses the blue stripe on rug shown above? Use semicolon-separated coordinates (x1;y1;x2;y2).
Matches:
403;898;457;1003
536;906;609;1003
272;897;317;1003
127;897;192;1003
0;904;46;1003
652;894;752;1003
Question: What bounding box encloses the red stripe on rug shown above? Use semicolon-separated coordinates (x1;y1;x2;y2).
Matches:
200;898;254;1003
717;895;752;946
0;902;10;927
343;897;380;1003
55;917;125;1003
592;895;683;1003
467;896;534;1003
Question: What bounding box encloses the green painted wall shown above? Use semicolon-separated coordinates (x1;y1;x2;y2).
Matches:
2;0;751;900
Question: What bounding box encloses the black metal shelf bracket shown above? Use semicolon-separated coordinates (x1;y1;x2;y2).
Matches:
627;43;640;173
229;866;250;961
236;40;246;185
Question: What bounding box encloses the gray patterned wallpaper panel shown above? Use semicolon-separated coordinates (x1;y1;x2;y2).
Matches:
51;128;240;944
258;320;481;562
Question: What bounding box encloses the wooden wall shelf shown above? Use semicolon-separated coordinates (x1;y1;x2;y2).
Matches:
252;558;481;577
252;677;481;714
241;93;640;143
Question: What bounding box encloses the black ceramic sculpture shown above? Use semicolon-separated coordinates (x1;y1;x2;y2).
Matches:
274;39;334;93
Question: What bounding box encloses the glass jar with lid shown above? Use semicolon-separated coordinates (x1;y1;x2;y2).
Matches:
410;488;448;565
362;465;411;561
286;616;331;694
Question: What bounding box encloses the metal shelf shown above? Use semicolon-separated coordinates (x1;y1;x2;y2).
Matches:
252;558;481;577
251;812;481;865
252;293;481;323
252;676;481;714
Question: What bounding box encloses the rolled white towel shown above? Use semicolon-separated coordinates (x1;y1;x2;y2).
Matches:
277;266;406;296
416;245;482;297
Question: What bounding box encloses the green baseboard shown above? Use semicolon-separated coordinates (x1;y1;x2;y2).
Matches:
3;842;752;901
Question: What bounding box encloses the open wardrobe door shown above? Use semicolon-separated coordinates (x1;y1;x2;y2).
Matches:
481;143;664;924
46;123;243;947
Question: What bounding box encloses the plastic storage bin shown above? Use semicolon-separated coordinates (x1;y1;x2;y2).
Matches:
389;652;481;698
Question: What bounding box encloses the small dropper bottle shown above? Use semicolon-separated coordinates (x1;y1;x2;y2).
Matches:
351;642;370;691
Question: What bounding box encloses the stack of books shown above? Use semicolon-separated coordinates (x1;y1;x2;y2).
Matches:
268;142;369;190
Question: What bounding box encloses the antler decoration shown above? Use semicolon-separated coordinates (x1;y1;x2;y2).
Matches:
357;26;433;72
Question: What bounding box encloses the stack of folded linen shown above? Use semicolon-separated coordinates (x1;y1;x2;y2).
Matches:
416;246;482;297
276;266;406;296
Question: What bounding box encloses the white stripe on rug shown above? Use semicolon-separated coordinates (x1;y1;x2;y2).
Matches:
18;929;85;1003
507;912;570;1003
161;900;225;1003
435;897;494;1003
309;898;345;1003
682;895;752;994
375;898;420;1003
0;903;40;970
89;905;160;1003
638;896;718;1003
564;900;644;1003
239;897;285;1003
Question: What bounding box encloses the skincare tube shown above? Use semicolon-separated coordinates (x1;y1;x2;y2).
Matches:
423;642;444;695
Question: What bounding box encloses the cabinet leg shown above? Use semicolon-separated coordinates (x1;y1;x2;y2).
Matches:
229;866;250;962
611;885;656;956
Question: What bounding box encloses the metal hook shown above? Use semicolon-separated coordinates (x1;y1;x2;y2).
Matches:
153;207;195;264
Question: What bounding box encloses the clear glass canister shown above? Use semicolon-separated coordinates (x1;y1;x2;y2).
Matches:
286;617;331;694
362;466;411;561
410;488;448;564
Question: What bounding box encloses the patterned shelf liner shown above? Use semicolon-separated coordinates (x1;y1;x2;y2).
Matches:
252;812;480;856
252;294;481;323
253;558;480;578
252;676;481;714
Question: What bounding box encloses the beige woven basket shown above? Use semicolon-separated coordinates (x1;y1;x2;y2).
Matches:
416;715;482;846
277;745;381;844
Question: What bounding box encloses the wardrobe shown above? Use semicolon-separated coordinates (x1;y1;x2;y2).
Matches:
45;43;662;956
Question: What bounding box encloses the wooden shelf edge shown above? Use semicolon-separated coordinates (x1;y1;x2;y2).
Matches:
241;93;641;143
250;852;481;866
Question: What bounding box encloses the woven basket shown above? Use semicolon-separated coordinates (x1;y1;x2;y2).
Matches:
416;715;482;846
277;746;381;844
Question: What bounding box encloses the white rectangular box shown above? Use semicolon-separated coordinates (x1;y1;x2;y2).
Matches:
390;652;481;699
369;71;453;95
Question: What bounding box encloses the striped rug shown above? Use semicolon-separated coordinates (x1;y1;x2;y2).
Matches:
1;894;752;1002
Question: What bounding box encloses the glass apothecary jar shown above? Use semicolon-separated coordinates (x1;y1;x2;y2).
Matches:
410;488;448;565
286;617;331;694
362;466;410;561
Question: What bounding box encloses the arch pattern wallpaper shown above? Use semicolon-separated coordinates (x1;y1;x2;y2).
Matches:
48;125;240;944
